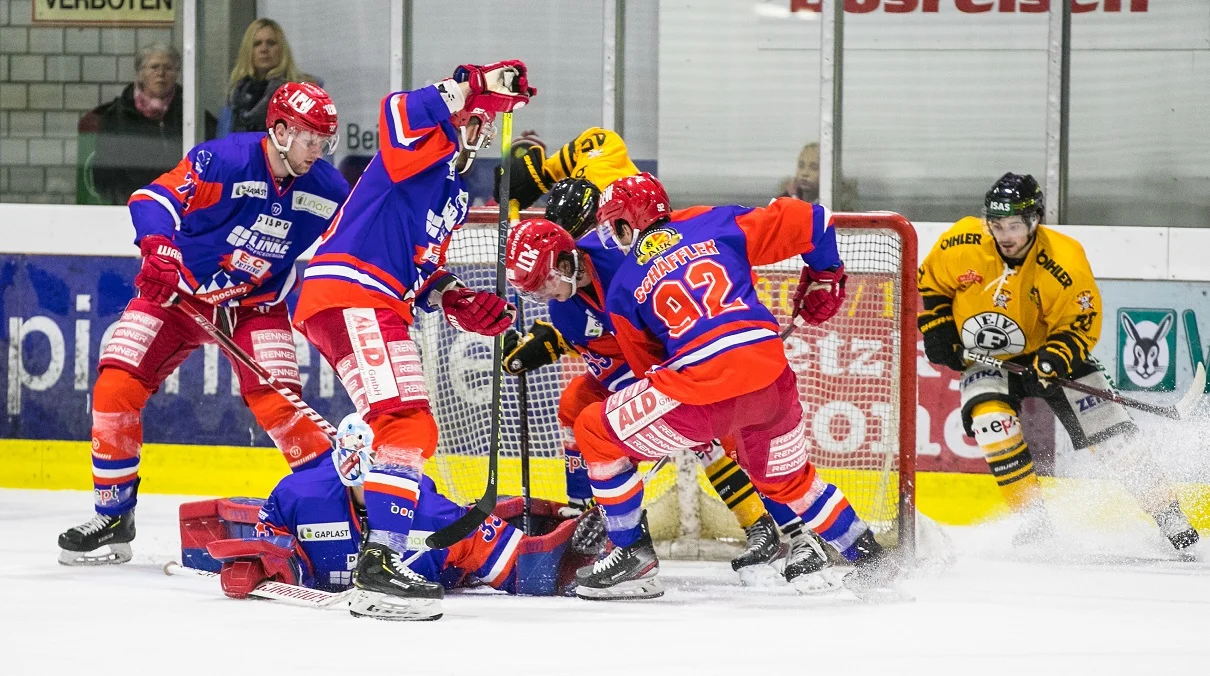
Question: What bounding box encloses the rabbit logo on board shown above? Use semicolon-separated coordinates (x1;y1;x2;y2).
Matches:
1118;309;1176;391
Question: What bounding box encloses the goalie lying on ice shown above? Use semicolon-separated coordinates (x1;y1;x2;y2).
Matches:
178;415;604;600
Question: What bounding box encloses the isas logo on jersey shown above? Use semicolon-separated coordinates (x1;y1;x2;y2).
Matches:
961;312;1026;356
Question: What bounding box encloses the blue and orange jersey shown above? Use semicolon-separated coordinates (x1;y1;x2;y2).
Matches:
258;461;521;592
547;233;636;392
294;84;469;327
605;197;839;405
128;132;349;306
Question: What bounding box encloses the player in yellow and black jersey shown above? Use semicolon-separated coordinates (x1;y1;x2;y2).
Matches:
495;128;820;582
918;173;1199;551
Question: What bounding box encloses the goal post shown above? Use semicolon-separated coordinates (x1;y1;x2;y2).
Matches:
416;207;917;559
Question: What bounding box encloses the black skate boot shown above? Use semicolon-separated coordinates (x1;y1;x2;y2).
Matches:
730;514;787;585
842;529;908;603
348;542;444;621
1153;501;1200;553
781;522;842;594
575;512;663;600
58;510;136;566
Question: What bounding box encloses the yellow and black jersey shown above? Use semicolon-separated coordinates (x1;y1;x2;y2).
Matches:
918;217;1101;374
542;127;639;191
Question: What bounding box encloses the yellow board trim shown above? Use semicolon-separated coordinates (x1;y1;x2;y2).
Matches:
5;439;1209;532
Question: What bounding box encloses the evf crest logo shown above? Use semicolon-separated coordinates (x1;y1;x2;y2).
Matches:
1118;308;1175;391
960;312;1026;356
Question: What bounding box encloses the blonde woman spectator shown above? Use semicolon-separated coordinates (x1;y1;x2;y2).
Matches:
217;18;301;137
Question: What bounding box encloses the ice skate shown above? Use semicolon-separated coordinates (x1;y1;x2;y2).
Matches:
842;530;909;603
348;542;443;621
782;527;842;594
58;510;135;566
575;513;663;600
1153;501;1200;553
731;514;788;585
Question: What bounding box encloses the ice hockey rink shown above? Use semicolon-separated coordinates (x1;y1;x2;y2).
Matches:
5;488;1209;676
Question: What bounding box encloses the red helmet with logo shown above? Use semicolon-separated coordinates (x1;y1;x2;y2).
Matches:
595;172;671;252
266;82;339;154
505;218;578;300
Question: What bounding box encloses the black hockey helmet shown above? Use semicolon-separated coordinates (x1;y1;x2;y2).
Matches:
545;178;601;240
983;172;1044;228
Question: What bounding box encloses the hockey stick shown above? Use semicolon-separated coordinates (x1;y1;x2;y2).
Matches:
509;199;535;536
176;300;337;438
962;349;1206;421
424;111;515;551
163;561;351;609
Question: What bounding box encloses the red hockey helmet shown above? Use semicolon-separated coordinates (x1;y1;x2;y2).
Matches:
505;218;579;301
595;172;671;253
266;82;339;154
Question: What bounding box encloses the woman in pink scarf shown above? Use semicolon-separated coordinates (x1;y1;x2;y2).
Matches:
90;43;184;205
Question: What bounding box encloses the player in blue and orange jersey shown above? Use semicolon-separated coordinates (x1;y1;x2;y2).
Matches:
502;204;834;588
570;172;900;601
183;415;600;618
291;61;537;620
58;82;350;567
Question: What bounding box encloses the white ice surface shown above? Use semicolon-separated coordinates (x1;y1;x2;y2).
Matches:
5;488;1210;676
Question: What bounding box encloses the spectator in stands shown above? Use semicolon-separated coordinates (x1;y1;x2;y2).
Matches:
779;141;820;203
90;43;184;206
217;18;302;137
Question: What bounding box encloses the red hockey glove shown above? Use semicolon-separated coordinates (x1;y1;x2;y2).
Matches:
454;60;537;114
207;538;300;599
134;235;183;306
792;265;847;326
442;287;516;336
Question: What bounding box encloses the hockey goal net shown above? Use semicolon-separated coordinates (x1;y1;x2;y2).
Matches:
416;208;917;558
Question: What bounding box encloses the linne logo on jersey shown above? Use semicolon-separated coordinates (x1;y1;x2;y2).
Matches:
425;191;470;240
231;181;268;199
227;225;292;259
961;312;1026;356
634;227;682;265
293;191;338;219
296;522;351;541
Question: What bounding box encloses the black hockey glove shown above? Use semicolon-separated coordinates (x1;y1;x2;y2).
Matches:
494;140;551;210
919;315;966;373
501;321;572;376
1016;342;1073;398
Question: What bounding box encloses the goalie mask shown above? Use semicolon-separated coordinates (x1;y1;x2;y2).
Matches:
266;82;339;177
450;106;497;175
505;218;579;302
983;172;1044;260
332;413;375;487
595;172;671;254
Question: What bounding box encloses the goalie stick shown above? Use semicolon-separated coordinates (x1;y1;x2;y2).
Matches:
424;111;515;551
163;561;351;610
962;349;1206;421
176;300;338;438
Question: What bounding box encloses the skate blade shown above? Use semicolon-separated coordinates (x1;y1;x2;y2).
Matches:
736;562;785;587
789;568;845;595
58;543;132;567
575;574;665;600
347;589;442;621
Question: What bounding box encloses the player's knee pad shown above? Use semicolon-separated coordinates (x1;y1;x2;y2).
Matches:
370;408;438;466
91;368;151;462
244;390;332;471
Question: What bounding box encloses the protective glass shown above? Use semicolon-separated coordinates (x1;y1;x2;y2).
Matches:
292;128;339;155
